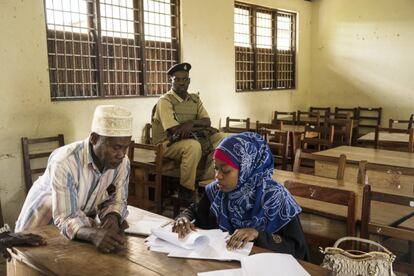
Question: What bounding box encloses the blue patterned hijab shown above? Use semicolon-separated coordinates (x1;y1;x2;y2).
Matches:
205;132;301;234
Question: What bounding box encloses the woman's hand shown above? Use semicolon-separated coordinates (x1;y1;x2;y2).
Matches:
172;217;196;239
226;228;258;250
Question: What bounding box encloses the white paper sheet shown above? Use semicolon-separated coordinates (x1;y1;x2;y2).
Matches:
241;253;310;276
125;205;171;236
197;269;243;276
146;227;253;261
151;225;209;249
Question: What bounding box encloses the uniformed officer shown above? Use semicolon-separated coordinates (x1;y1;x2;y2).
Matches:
152;62;226;201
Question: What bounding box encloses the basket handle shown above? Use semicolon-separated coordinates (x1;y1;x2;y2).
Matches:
333;236;393;255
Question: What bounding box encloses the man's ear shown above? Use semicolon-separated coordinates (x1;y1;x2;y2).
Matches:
90;132;99;145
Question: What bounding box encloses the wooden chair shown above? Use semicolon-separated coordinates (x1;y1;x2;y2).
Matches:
297;111;320;126
357;160;414;193
324;117;353;146
293;149;346;180
139;123;203;216
302;124;334;152
21;134;65;193
255;121;283;136
309;107;331;118
272;111;297;125
143;123;152;144
128;142;163;214
361;185;414;275
222;117;251;133
284;180;356;250
357;107;382;136
389;114;414;130
334;107;358;120
0;199;4;227
257;126;289;170
374;126;414;152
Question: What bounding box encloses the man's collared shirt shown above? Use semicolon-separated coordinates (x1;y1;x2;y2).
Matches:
15;138;129;239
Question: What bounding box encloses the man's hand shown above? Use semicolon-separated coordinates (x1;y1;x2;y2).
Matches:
175;121;194;138
226;228;258;250
91;228;126;253
101;213;121;233
0;232;46;260
172;217;196;239
76;225;126;253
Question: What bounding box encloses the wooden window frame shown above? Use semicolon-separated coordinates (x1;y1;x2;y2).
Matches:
235;2;296;92
44;0;181;101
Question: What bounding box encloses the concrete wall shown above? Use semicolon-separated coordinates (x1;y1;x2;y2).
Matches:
0;0;312;226
308;0;414;124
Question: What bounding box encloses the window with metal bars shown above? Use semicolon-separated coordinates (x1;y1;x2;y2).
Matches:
44;0;180;100
235;2;296;91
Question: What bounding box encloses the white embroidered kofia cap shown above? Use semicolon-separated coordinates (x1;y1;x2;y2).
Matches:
91;105;133;137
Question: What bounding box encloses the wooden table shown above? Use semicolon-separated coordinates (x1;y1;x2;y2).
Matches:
274;170;414;226
398;215;414;231
357;132;409;146
232;121;306;133
7;208;329;276
313;146;414;193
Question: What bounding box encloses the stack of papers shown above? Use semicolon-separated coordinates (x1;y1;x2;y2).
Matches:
145;225;253;261
197;253;310;276
124;205;171;236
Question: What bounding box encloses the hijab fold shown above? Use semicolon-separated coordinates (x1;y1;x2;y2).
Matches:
205;132;301;234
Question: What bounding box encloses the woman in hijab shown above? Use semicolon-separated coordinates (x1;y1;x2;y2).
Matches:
172;132;308;260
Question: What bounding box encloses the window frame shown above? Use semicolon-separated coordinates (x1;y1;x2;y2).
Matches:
43;0;181;101
235;2;297;92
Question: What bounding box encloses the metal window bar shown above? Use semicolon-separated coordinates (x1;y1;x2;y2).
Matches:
276;11;296;89
234;4;254;91
44;0;179;100
143;0;179;96
234;2;296;92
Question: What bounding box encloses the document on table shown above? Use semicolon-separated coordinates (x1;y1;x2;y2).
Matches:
146;225;253;261
124;205;171;236
151;225;209;249
197;253;310;276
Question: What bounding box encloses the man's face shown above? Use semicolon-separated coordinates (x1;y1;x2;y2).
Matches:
171;71;190;94
90;133;131;170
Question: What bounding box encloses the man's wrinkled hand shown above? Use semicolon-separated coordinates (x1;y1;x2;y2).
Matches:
1;232;46;260
101;213;121;233
91;228;126;254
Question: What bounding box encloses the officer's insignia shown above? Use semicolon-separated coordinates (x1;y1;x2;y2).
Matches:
272;234;282;243
183;65;187;70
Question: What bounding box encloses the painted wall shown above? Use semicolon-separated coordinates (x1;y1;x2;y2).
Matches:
0;0;312;226
308;0;414;123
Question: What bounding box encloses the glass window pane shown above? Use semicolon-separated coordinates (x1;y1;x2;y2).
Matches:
45;0;89;33
256;11;271;49
234;7;250;47
143;0;172;42
100;0;135;39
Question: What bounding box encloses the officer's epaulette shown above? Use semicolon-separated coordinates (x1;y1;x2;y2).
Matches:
189;93;200;103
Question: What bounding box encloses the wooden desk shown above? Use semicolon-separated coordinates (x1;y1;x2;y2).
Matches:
358;132;410;145
232;122;306;133
8;210;329;276
314;146;414;193
399;215;414;231
357;132;410;151
274;170;414;226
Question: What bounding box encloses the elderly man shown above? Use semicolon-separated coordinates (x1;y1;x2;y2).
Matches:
152;62;226;201
16;105;132;253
